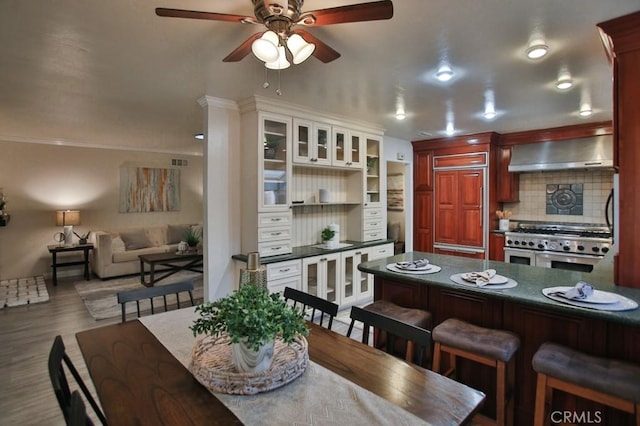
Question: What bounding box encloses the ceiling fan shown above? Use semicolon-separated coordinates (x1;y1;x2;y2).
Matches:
155;1;393;67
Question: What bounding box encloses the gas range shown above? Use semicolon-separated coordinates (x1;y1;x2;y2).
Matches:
505;222;612;256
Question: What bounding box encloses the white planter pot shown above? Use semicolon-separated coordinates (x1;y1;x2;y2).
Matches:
231;340;275;373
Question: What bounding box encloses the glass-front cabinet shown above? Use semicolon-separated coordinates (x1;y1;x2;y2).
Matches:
333;127;362;169
293;118;331;165
302;253;340;304
365;135;382;207
260;113;291;211
340;249;372;307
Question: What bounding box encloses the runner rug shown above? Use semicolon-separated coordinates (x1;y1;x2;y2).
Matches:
74;271;203;320
0;276;49;309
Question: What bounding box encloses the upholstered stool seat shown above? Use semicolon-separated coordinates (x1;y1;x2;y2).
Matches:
432;318;520;426
532;342;640;425
363;300;432;364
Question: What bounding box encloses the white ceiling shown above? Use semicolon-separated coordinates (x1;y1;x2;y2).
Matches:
1;1;638;155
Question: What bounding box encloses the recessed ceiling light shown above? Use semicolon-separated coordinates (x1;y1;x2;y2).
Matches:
555;69;573;90
435;64;454;82
194;133;204;140
395;111;406;120
526;38;548;59
579;103;593;117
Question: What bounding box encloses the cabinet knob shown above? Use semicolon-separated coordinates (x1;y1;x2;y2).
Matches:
279;268;290;272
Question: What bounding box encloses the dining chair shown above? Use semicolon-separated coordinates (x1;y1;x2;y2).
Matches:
48;335;107;425
117;279;195;322
347;305;432;366
68;390;90;426
283;287;339;330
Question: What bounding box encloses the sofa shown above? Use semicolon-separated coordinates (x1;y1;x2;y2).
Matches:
89;224;201;279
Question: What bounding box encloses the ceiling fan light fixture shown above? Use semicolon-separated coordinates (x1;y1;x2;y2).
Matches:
526;39;548;59
252;30;280;63
287;33;315;65
265;46;291;70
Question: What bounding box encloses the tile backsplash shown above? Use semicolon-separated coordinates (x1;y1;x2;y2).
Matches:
503;170;614;224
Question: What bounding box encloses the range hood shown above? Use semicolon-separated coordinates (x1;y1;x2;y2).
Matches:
508;135;613;172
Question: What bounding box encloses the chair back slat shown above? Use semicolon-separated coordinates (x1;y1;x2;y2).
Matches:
347;306;431;366
283;287;339;330
117;279;195;322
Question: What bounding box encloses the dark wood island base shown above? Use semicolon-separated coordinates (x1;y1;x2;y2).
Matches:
359;252;640;426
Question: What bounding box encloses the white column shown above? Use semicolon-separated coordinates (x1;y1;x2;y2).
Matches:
198;96;241;301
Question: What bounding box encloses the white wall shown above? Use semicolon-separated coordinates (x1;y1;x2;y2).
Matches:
0;140;203;280
383;135;413;251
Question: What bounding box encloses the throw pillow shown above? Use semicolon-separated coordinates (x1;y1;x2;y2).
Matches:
111;236;126;253
119;229;151;250
167;224;191;244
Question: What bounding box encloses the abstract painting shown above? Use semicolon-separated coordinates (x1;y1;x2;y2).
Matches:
119;167;180;213
387;173;404;211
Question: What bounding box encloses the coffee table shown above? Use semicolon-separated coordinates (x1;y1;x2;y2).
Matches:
139;251;203;287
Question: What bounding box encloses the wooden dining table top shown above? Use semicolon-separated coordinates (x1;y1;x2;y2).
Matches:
76;318;485;426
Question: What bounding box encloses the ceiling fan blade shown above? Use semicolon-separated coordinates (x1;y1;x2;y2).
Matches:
223;33;263;62
294;30;341;63
155;8;256;24
301;0;393;26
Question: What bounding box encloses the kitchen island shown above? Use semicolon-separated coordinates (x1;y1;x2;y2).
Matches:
358;252;640;426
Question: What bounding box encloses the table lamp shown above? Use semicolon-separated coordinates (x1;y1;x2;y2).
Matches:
56;210;80;246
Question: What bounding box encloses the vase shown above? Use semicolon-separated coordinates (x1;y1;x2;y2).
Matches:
231;340;275;373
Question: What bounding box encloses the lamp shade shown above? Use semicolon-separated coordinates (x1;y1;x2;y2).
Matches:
265;46;291;70
287;33;315;65
56;210;80;226
252;31;280;63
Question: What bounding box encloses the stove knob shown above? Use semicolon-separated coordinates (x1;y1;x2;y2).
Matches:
507;239;513;245
514;241;520;246
563;246;570;251
577;245;585;251
538;243;544;249
602;247;609;254
528;241;535;247
592;246;600;253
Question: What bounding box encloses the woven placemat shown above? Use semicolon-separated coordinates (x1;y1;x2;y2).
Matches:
189;334;308;395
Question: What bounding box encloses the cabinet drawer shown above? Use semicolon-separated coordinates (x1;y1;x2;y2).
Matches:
258;212;292;227
267;259;301;281
268;275;302;296
364;218;384;230
258;240;292;257
434;152;487;168
363;229;385;241
367;243;394;260
363;208;383;219
258;226;291;242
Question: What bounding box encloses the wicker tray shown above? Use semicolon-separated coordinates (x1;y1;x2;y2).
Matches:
189;334;308;395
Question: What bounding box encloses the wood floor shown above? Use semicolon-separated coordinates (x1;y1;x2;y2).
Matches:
0;275;365;425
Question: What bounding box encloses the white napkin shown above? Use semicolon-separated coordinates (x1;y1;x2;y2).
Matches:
396;259;429;270
462;269;496;287
551;281;594;300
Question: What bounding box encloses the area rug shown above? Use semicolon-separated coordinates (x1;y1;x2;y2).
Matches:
0;276;49;309
74;271;203;321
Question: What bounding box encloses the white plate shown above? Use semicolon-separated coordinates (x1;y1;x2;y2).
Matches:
542;287;639;311
386;264;442;274
543;286;618;304
450;274;518;289
460;272;509;285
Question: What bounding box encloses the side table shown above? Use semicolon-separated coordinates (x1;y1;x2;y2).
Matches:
47;243;94;286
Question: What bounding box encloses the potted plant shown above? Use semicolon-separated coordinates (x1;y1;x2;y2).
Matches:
264;135;279;160
73;231;90;245
183;227;200;248
321;226;337;248
190;284;309;373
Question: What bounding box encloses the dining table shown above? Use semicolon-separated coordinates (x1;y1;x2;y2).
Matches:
76;307;485;425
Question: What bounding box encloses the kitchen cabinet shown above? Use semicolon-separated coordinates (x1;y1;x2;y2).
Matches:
260;113;291;211
266;259;302;295
302;253;340;304
364;135;382;207
332;127;363;169
414;191;433;252
292;118;331;166
414;150;433;191
434;168;484;248
340;249;371;307
489;232;505;261
496;146;519;203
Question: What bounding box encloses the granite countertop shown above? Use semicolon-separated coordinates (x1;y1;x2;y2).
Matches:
358;251;640;327
232;239;395;265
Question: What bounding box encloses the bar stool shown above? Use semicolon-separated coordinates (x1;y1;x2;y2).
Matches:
432;318;520;426
363;299;432;364
532;342;640;426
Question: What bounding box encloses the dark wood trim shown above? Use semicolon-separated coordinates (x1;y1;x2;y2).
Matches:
598;11;640;55
500;121;613;145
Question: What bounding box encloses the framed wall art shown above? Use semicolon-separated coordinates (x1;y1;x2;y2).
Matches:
119;167;180;213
